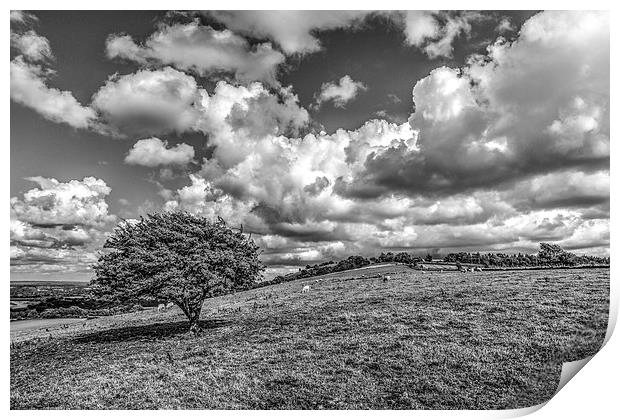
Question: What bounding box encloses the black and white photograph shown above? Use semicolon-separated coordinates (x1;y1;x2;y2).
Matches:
8;5;612;412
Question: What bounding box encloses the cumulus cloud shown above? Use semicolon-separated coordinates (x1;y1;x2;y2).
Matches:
10;177;116;272
11;245;101;275
508;170;609;211
125;137;195;167
208;10;480;59
10;219;98;249
401;11;441;46
400;11;481;58
10;16;95;129
225;84;310;138
315;75;367;108
106;21;285;86
11;57;96;129
11;176;115;227
339;11;609;199
496;17;515;33
11;30;53;61
207;11;370;55
90;67;309;138
149;11;608;267
91;67;203;135
10;11;38;24
160;118;415;243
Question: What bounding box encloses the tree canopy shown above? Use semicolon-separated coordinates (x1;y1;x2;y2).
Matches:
91;212;264;333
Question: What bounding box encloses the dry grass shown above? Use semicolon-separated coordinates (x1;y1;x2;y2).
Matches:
10;266;609;409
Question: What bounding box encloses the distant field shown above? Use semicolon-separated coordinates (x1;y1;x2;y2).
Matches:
10;266;609;409
10;318;87;332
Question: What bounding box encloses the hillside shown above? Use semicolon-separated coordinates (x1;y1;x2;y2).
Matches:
11;265;609;409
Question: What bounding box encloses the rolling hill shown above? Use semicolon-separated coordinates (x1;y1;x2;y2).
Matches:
10;265;609;409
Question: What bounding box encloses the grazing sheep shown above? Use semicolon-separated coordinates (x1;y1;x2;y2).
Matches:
421;270;426;274
475;267;482;272
302;285;310;293
157;303;166;312
166;302;174;309
382;275;391;282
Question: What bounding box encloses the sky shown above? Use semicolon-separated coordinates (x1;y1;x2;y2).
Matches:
10;10;610;282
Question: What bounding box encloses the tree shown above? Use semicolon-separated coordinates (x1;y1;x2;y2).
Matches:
91;212;264;334
538;242;573;266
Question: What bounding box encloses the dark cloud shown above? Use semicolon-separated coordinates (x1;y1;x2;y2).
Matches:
303;176;331;196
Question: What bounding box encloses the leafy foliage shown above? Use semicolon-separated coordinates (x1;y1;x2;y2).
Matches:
91;212;264;332
444;243;609;268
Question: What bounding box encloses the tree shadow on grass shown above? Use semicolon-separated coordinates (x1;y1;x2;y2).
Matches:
73;319;230;344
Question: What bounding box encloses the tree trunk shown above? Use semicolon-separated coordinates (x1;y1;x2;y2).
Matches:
187;305;203;335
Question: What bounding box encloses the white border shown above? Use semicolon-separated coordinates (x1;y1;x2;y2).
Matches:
4;2;617;418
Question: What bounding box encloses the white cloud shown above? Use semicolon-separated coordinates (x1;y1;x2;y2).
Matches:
208;10;477;59
10;11;38;24
10;13;95;130
315;75;367;108
337;11;609;199
108;11;609;266
402;11;440;46
207;11;370;55
11;176;114;227
11;30;53;62
155;11;608;264
465;10;609;160
125;137;195;167
496;17;515;33
91;67;203;135
509;170;609;210
106;21;285;85
400;11;479;58
10;176;117;272
10;57;96;129
91;64;310;140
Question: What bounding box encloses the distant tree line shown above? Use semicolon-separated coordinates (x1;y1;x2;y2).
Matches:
443;243;609;268
10;296;158;321
260;243;608;288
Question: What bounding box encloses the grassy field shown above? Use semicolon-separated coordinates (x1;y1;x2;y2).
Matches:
10;266;609;409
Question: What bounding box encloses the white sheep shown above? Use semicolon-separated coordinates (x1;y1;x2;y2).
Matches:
166;302;174;309
302;285;310;293
157;303;166;312
475;267;482;272
382;275;391;282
